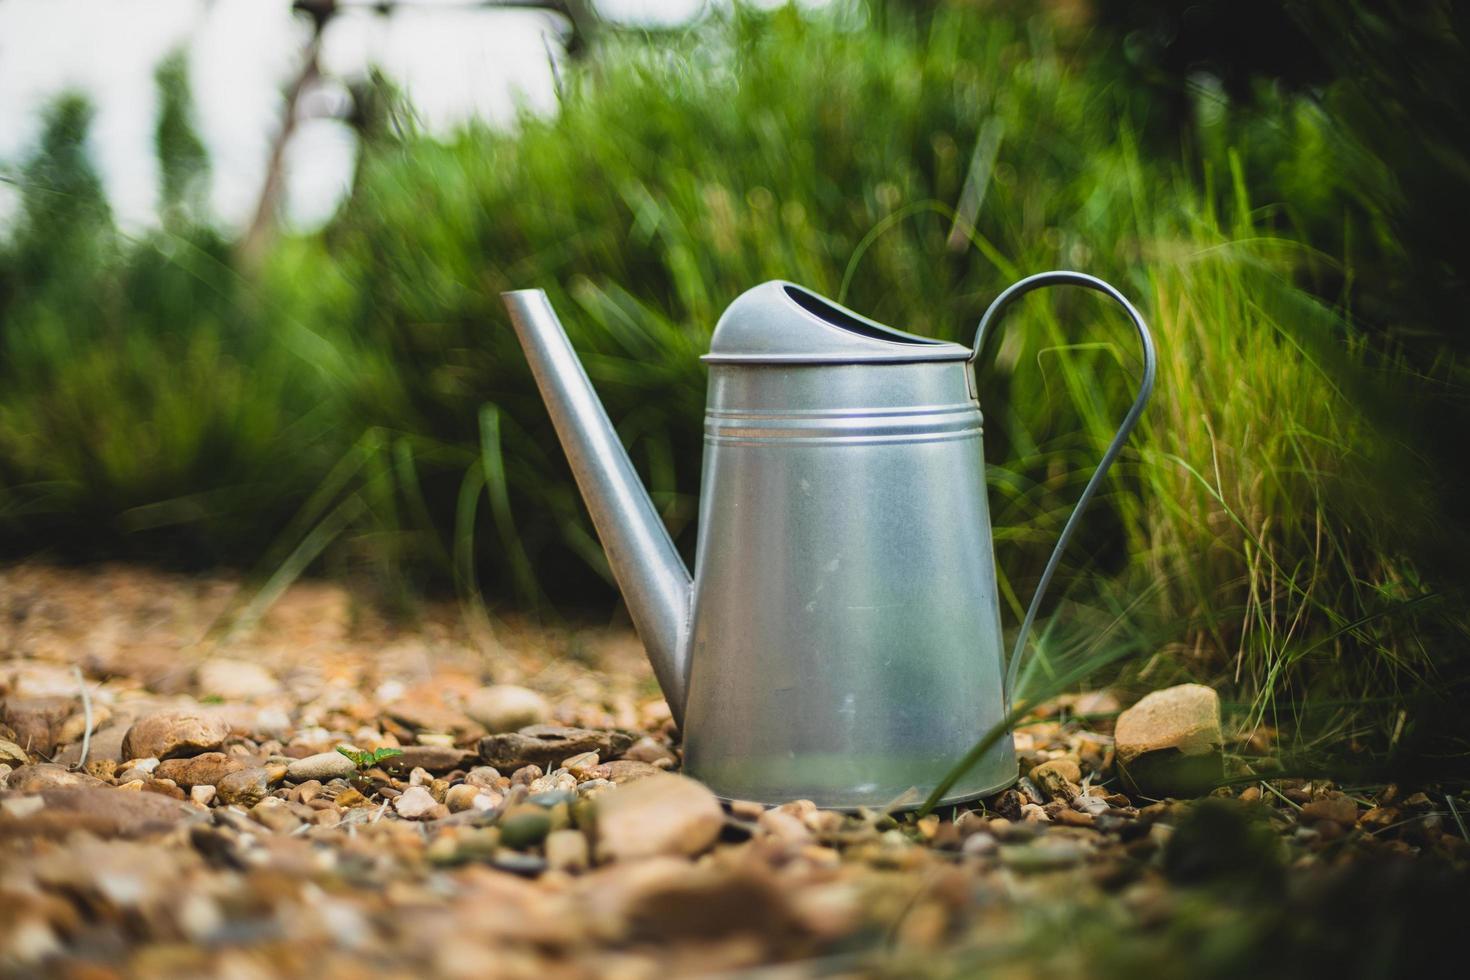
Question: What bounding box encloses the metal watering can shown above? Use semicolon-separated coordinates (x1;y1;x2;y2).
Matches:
503;271;1155;808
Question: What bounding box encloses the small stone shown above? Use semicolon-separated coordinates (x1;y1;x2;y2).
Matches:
1029;758;1082;801
142;778;185;800
576;779;614;798
216;767;272;807
1021;803;1052;823
758;809;813;844
728;799;766;821
562;751;600;773
0;697;75;757
191;785;216;806
121;713;230;761
544;829;590;872
393;785;438;820
961;832;998;856
251;798;301;833
593;773;723;862
511;765;543;786
581;858;797;944
0;737;32;766
591;760;664;785
1301;795;1359;827
1055;809;1096;828
1114;684;1223;798
499;804;554;849
4;764;106;793
155;752;247;788
1359;805;1399;830
285;751;358;783
528;770;578;795
442;784;480;813
491;851;548;876
479;726;634;771
2;795;46;818
464;685;550;733
623;737;677;767
1002;840;1087;872
56;703;112;746
409;767;433;787
0;786;199;838
196;658;280;700
392;745;474;773
53;725;128;766
465;766;503;789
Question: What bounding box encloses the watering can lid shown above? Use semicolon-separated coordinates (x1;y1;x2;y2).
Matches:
702;281;972;364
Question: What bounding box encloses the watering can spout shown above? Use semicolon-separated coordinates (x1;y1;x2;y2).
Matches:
501;289;693;725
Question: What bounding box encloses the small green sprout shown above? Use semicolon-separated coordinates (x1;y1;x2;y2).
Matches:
336;745;404;770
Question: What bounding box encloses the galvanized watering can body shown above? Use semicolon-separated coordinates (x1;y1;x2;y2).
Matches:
504;273;1155;809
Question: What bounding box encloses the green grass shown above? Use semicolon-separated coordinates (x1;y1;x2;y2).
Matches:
0;3;1464;772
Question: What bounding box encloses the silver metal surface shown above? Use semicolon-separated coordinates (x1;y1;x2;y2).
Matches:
501;272;1154;809
705;280;972;364
502;290;694;726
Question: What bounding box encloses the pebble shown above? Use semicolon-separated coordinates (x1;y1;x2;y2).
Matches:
545;828;591;872
285;751;358;783
394;745;474;773
191;785;217;806
593;773;724;863
499;805;554;848
216;767;273;807
465;766;503;789
0;738;32;765
1301;795;1359;826
623;737;678;767
121;713;231;761
393;785;438;819
464;685;551;733
1114;684;1223;798
155;752;248;788
528;770;577;795
3;794;47;819
444;783;480;812
479;725;634;771
0;696;75;757
1029;758;1082;801
1;786;200;837
1000;840;1087;872
591;759;664;785
196;658;281;700
562;751;600;774
250;798;302;832
758;809;813;844
5;763;107;792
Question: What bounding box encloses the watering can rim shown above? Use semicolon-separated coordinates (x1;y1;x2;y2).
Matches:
701;279;973;365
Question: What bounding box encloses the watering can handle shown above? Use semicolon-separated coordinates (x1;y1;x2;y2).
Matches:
968;270;1157;705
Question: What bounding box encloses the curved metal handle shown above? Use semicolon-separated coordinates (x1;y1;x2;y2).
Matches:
970;270;1157;705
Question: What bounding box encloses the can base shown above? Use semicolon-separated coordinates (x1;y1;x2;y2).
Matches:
707;768;1020;814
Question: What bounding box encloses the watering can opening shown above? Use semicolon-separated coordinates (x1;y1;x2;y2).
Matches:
780;285;944;346
704;280;972;364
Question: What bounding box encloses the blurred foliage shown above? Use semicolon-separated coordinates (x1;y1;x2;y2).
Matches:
154;50;211;228
0;2;1465;770
0;69;346;566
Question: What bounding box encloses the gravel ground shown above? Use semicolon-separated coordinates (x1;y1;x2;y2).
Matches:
1;564;1465;979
